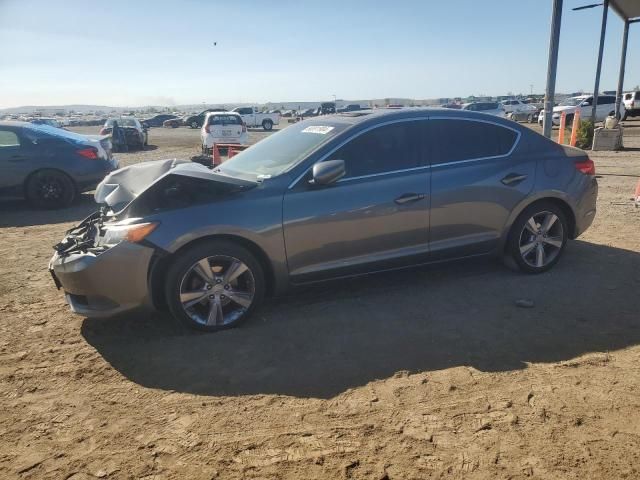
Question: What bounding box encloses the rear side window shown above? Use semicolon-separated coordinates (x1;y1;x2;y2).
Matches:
208;115;242;126
0;130;20;147
327;121;421;178
635;91;640;100
430;119;517;165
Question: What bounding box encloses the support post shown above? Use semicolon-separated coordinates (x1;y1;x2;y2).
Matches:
543;0;563;138
615;19;630;119
591;0;609;123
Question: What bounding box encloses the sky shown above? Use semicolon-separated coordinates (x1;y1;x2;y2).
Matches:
0;0;638;108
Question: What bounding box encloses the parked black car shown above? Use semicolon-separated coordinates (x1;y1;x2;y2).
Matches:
0;121;118;208
185;109;227;129
337;104;363;113
142;114;178;128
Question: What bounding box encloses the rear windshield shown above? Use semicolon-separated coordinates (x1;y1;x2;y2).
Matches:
218;121;349;178
208;115;242;126
106;118;138;127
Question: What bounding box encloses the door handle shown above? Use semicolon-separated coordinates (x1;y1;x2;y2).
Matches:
501;173;528;186
394;193;425;205
8;155;26;162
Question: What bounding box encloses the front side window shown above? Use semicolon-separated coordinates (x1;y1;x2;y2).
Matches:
326;122;421;178
597;96;615;105
430;119;517;165
0;130;20;147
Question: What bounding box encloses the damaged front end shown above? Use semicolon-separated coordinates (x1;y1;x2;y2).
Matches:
49;159;258;317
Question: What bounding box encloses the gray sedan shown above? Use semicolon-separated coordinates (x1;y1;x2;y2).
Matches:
49;108;597;331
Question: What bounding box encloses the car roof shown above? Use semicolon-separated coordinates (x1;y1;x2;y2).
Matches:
307;107;518;131
0;120;31;128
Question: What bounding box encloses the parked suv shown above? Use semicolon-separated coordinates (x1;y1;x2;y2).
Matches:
200;112;248;153
623;91;640;119
461;102;506;117
538;95;624;126
50;109;597;331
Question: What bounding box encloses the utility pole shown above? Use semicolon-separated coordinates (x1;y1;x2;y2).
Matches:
543;0;563;138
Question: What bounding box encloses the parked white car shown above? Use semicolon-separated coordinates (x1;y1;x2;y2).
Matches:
538;94;624;126
231;107;280;131
461;102;506;117
623;91;640;118
501;99;537;115
200;112;248;153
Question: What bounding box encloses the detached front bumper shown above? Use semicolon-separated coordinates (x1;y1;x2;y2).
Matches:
49;241;154;318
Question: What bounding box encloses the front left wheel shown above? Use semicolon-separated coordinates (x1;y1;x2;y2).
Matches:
165;241;265;331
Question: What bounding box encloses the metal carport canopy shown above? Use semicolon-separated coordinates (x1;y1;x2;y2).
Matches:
542;0;639;138
610;0;640;20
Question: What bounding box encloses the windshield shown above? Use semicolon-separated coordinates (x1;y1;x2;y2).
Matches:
106;118;138;127
218;121;348;178
559;97;583;107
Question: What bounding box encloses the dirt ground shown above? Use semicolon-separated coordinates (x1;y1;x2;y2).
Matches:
0;119;639;479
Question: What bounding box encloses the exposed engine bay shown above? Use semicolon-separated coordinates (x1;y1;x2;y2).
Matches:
52;159;257;258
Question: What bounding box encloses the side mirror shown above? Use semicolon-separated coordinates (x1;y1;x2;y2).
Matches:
311;160;345;186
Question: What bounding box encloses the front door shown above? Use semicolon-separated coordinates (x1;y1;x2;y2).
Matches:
283;120;430;283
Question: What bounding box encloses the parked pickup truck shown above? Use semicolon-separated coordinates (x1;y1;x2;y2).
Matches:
231;107;280;131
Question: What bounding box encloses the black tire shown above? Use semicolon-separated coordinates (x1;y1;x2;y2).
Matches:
506;201;568;274
191;121;199;129
25;169;75;209
527;114;534;123
165;240;265;332
262;119;273;131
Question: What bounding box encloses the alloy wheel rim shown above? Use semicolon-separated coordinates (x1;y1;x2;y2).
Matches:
518;211;564;268
179;255;255;327
37;175;63;200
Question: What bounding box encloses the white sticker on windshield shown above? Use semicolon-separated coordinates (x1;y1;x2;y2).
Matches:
302;126;334;134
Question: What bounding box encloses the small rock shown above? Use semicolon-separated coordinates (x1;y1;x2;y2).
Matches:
95;470;107;478
515;299;535;308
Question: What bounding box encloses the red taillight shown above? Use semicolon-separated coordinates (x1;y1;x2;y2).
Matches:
242;122;247;133
575;159;595;176
205;124;210;133
99;128;107;135
77;147;98;159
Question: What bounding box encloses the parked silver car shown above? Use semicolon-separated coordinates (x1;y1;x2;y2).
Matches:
49;108;598;331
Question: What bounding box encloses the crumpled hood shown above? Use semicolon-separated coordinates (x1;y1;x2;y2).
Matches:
95;158;190;207
95;159;256;212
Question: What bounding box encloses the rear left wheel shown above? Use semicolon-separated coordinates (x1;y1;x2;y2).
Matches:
165;241;265;331
25;169;75;209
507;202;568;274
262;119;273;131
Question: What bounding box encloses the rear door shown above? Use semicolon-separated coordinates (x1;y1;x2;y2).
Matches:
428;117;533;259
0;127;29;196
283;119;430;282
